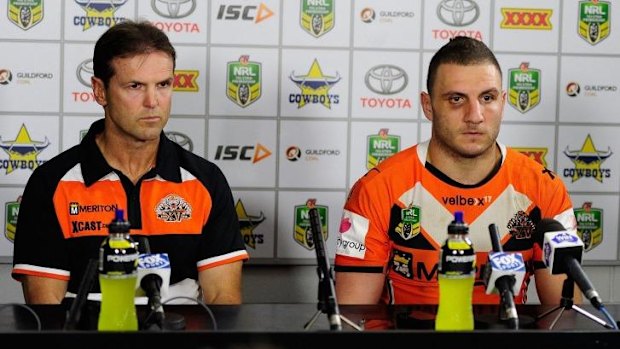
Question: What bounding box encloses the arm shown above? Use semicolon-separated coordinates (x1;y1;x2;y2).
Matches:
335;271;385;304
198;260;243;304
22;275;68;304
534;269;583;305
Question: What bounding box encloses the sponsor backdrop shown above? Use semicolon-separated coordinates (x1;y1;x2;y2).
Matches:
1;0;619;266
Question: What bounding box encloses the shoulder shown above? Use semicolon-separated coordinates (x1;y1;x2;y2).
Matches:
368;145;420;178
169;140;229;186
28;144;81;183
350;144;419;195
504;146;563;185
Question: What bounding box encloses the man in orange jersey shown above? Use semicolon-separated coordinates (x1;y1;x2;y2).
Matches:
334;37;580;308
12;21;248;305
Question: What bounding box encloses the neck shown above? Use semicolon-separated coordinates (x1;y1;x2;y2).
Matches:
95;132;158;184
427;142;500;186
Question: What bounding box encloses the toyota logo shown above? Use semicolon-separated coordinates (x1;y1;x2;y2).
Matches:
437;0;479;27
152;0;196;18
364;65;408;95
76;59;94;88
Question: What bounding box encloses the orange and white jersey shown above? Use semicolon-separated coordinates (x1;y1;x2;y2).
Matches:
335;140;576;305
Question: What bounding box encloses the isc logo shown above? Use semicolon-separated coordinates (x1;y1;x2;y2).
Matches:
216;3;274;23
214;144;272;163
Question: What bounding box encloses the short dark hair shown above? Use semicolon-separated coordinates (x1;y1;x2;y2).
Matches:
426;36;501;96
93;20;176;87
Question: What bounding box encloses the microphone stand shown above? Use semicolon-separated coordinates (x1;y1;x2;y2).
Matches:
535;276;612;329
303;208;362;332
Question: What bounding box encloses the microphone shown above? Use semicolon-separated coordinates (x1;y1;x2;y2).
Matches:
484;224;525;329
136;248;171;330
536;218;603;309
308;207;342;331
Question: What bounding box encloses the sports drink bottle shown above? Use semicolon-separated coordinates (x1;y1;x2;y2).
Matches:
98;208;139;331
435;211;475;331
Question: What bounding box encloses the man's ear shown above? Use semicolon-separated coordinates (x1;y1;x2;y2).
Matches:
91;76;107;107
420;91;433;121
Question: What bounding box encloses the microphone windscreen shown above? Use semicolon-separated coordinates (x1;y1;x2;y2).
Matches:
136;253;171;299
534;218;566;247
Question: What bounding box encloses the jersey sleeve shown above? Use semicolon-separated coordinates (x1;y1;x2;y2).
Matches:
12;168;71;281
335;173;392;272
531;167;577;266
197;165;248;271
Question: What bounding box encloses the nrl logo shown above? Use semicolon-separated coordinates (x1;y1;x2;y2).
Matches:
8;0;43;30
367;128;400;170
300;0;335;38
578;0;610;45
227;55;261;108
508;62;540;114
395;205;420;241
294;199;328;250
574;201;603;252
5;196;21;243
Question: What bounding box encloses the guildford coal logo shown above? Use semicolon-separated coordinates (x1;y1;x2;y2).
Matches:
289;59;340;109
8;0;43;30
508;62;540;114
227;55;261;108
563;134;612;183
300;0;334;37
0;124;49;174
578;0;610;45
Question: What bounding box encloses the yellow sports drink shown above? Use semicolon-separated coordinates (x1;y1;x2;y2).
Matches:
98;208;139;331
98;274;138;331
435;211;475;331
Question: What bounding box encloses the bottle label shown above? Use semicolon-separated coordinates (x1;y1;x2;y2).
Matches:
438;242;475;278
99;239;138;276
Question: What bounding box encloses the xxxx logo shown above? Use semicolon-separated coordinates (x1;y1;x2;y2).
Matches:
500;8;552;29
173;70;199;92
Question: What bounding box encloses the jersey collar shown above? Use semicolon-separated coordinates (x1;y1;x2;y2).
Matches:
79;118;182;186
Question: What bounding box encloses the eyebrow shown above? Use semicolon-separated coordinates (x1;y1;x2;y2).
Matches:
440;87;501;98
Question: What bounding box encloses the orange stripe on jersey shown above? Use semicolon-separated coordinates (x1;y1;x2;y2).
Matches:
12;266;71;281
197;250;249;271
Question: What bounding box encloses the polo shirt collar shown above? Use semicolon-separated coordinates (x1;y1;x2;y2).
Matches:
79;118;182;187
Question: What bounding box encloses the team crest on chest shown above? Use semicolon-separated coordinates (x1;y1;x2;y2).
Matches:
395;205;420;240
507;210;535;239
155;194;192;222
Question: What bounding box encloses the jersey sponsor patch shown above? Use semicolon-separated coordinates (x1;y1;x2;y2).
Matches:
391;249;413;279
335;209;368;259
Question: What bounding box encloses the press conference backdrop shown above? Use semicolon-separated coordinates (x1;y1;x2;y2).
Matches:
1;0;620;274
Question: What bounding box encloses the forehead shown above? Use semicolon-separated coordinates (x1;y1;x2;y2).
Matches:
433;63;502;92
110;52;174;78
